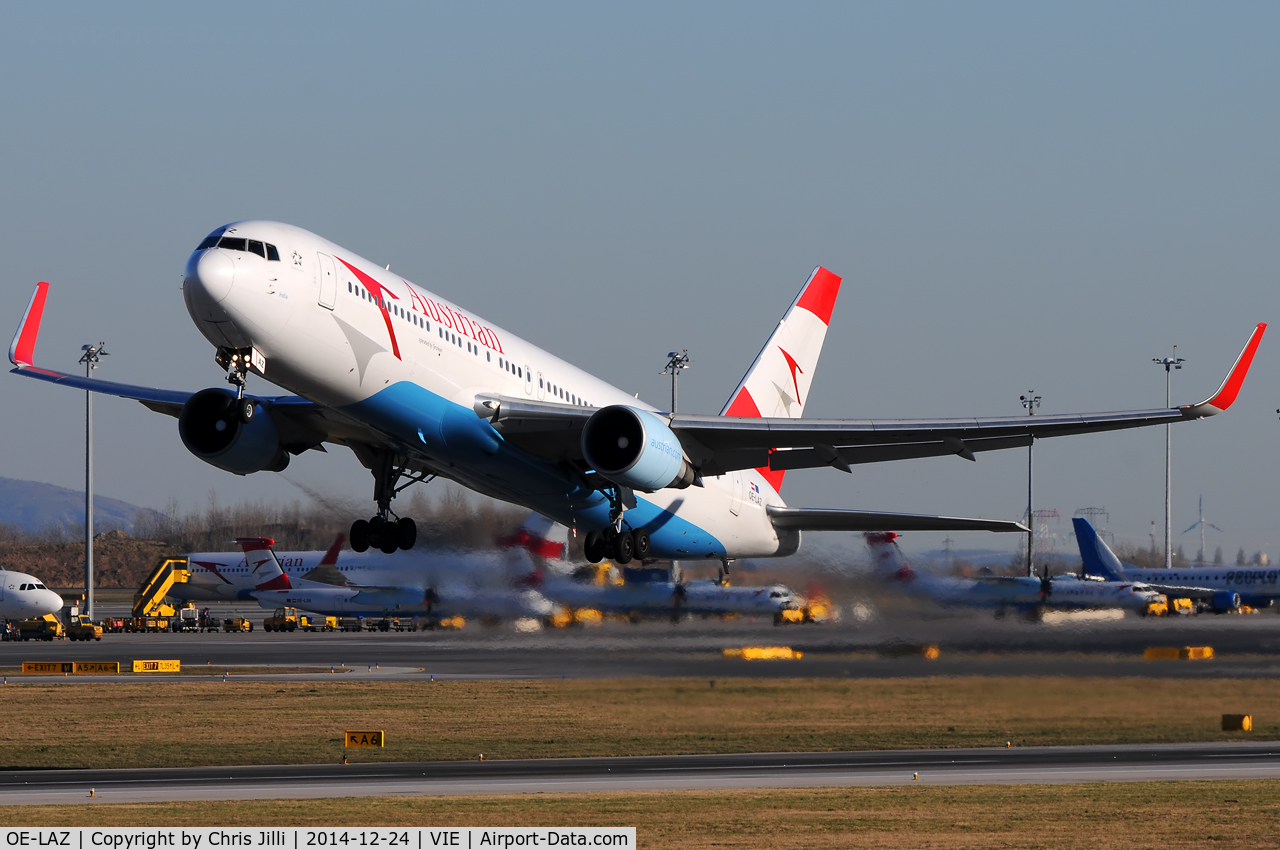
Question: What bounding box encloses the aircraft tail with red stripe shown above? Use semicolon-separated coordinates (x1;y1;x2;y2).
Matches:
720;266;843;492
237;537;292;591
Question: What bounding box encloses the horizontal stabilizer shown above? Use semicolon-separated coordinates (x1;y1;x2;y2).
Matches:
767;505;1027;533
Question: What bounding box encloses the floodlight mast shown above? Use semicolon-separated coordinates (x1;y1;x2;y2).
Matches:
660;350;691;414
78;342;108;620
1153;347;1184;569
1019;391;1041;577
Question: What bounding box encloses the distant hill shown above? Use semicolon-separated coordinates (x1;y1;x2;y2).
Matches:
0;476;158;535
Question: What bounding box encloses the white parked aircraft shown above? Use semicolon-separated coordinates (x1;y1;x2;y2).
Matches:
8;222;1265;568
866;532;1163;616
0;570;64;620
1074;517;1277;612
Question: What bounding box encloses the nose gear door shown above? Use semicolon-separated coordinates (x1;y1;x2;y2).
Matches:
316;253;337;310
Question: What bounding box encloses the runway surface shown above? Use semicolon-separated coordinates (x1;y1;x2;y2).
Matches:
2;742;1278;805
6;606;1280;681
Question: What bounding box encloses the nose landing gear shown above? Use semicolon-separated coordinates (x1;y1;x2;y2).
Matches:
215;347;258;424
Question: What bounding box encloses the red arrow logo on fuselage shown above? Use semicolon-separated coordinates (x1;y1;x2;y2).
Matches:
337;257;402;360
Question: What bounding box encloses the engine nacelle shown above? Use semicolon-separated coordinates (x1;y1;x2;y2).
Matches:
1212;590;1241;612
178;388;289;475
581;405;695;492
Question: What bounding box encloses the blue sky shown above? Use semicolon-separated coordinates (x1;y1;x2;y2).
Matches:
1;3;1276;558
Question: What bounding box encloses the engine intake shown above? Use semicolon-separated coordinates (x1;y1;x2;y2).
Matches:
179;388;289;475
581;405;695;492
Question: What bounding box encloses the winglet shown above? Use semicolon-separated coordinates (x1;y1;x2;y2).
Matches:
9;282;49;367
1183;323;1266;417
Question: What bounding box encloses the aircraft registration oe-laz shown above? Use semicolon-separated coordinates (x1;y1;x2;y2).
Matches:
1074;517;1279;613
7;222;1267;568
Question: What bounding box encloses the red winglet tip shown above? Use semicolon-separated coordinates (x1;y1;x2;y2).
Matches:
1205;322;1266;412
9;282;49;367
794;266;842;326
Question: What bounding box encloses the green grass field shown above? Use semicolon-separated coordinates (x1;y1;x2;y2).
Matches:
0;677;1273;769
3;783;1278;848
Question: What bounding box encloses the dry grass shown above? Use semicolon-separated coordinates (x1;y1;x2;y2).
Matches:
0;677;1276;769
4;783;1279;848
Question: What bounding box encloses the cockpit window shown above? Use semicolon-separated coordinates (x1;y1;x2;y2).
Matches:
19;584;27;591
196;226;228;250
207;235;281;260
34;584;46;590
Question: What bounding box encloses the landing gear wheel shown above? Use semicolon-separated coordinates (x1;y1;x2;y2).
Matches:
378;524;399;555
397;517;417;550
614;531;635;565
367;516;386;551
632;529;651;560
235;398;255;424
350;519;371;553
583;531;605;564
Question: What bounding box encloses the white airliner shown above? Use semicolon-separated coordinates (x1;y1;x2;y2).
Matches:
1074;517;1277;612
0;570;64;620
8;221;1265;569
866;532;1163;616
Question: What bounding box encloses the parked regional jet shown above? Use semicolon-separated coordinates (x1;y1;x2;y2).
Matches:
1074;517;1275;612
866;532;1162;616
0;570;63;620
9;222;1265;567
246;531;555;621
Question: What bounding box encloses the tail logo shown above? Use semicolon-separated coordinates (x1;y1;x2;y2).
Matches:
778;347;804;408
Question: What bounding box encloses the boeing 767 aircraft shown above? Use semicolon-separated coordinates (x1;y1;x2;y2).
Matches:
8;221;1265;566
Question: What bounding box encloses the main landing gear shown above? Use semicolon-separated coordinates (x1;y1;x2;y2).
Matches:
582;484;650;565
350;451;428;555
350;516;417;556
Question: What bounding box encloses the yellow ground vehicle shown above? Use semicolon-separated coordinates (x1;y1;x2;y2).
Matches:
1144;595;1170;617
264;607;300;632
300;614;337;632
1171;597;1195;615
17;614;64;641
130;558;189;632
223;617;253;632
66;614;103;641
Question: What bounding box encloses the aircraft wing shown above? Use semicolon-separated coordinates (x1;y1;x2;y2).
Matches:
766;505;1026;533
1132;583;1220;600
479;323;1265;474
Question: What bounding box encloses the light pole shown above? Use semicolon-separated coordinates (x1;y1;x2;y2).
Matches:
1153;347;1183;568
660;350;691;413
1020;391;1040;577
79;342;107;620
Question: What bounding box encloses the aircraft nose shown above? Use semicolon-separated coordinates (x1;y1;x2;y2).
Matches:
187;249;236;304
45;591;63;613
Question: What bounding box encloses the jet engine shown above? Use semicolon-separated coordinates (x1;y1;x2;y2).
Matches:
581;405;695;492
1211;590;1241;612
178;388;290;475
